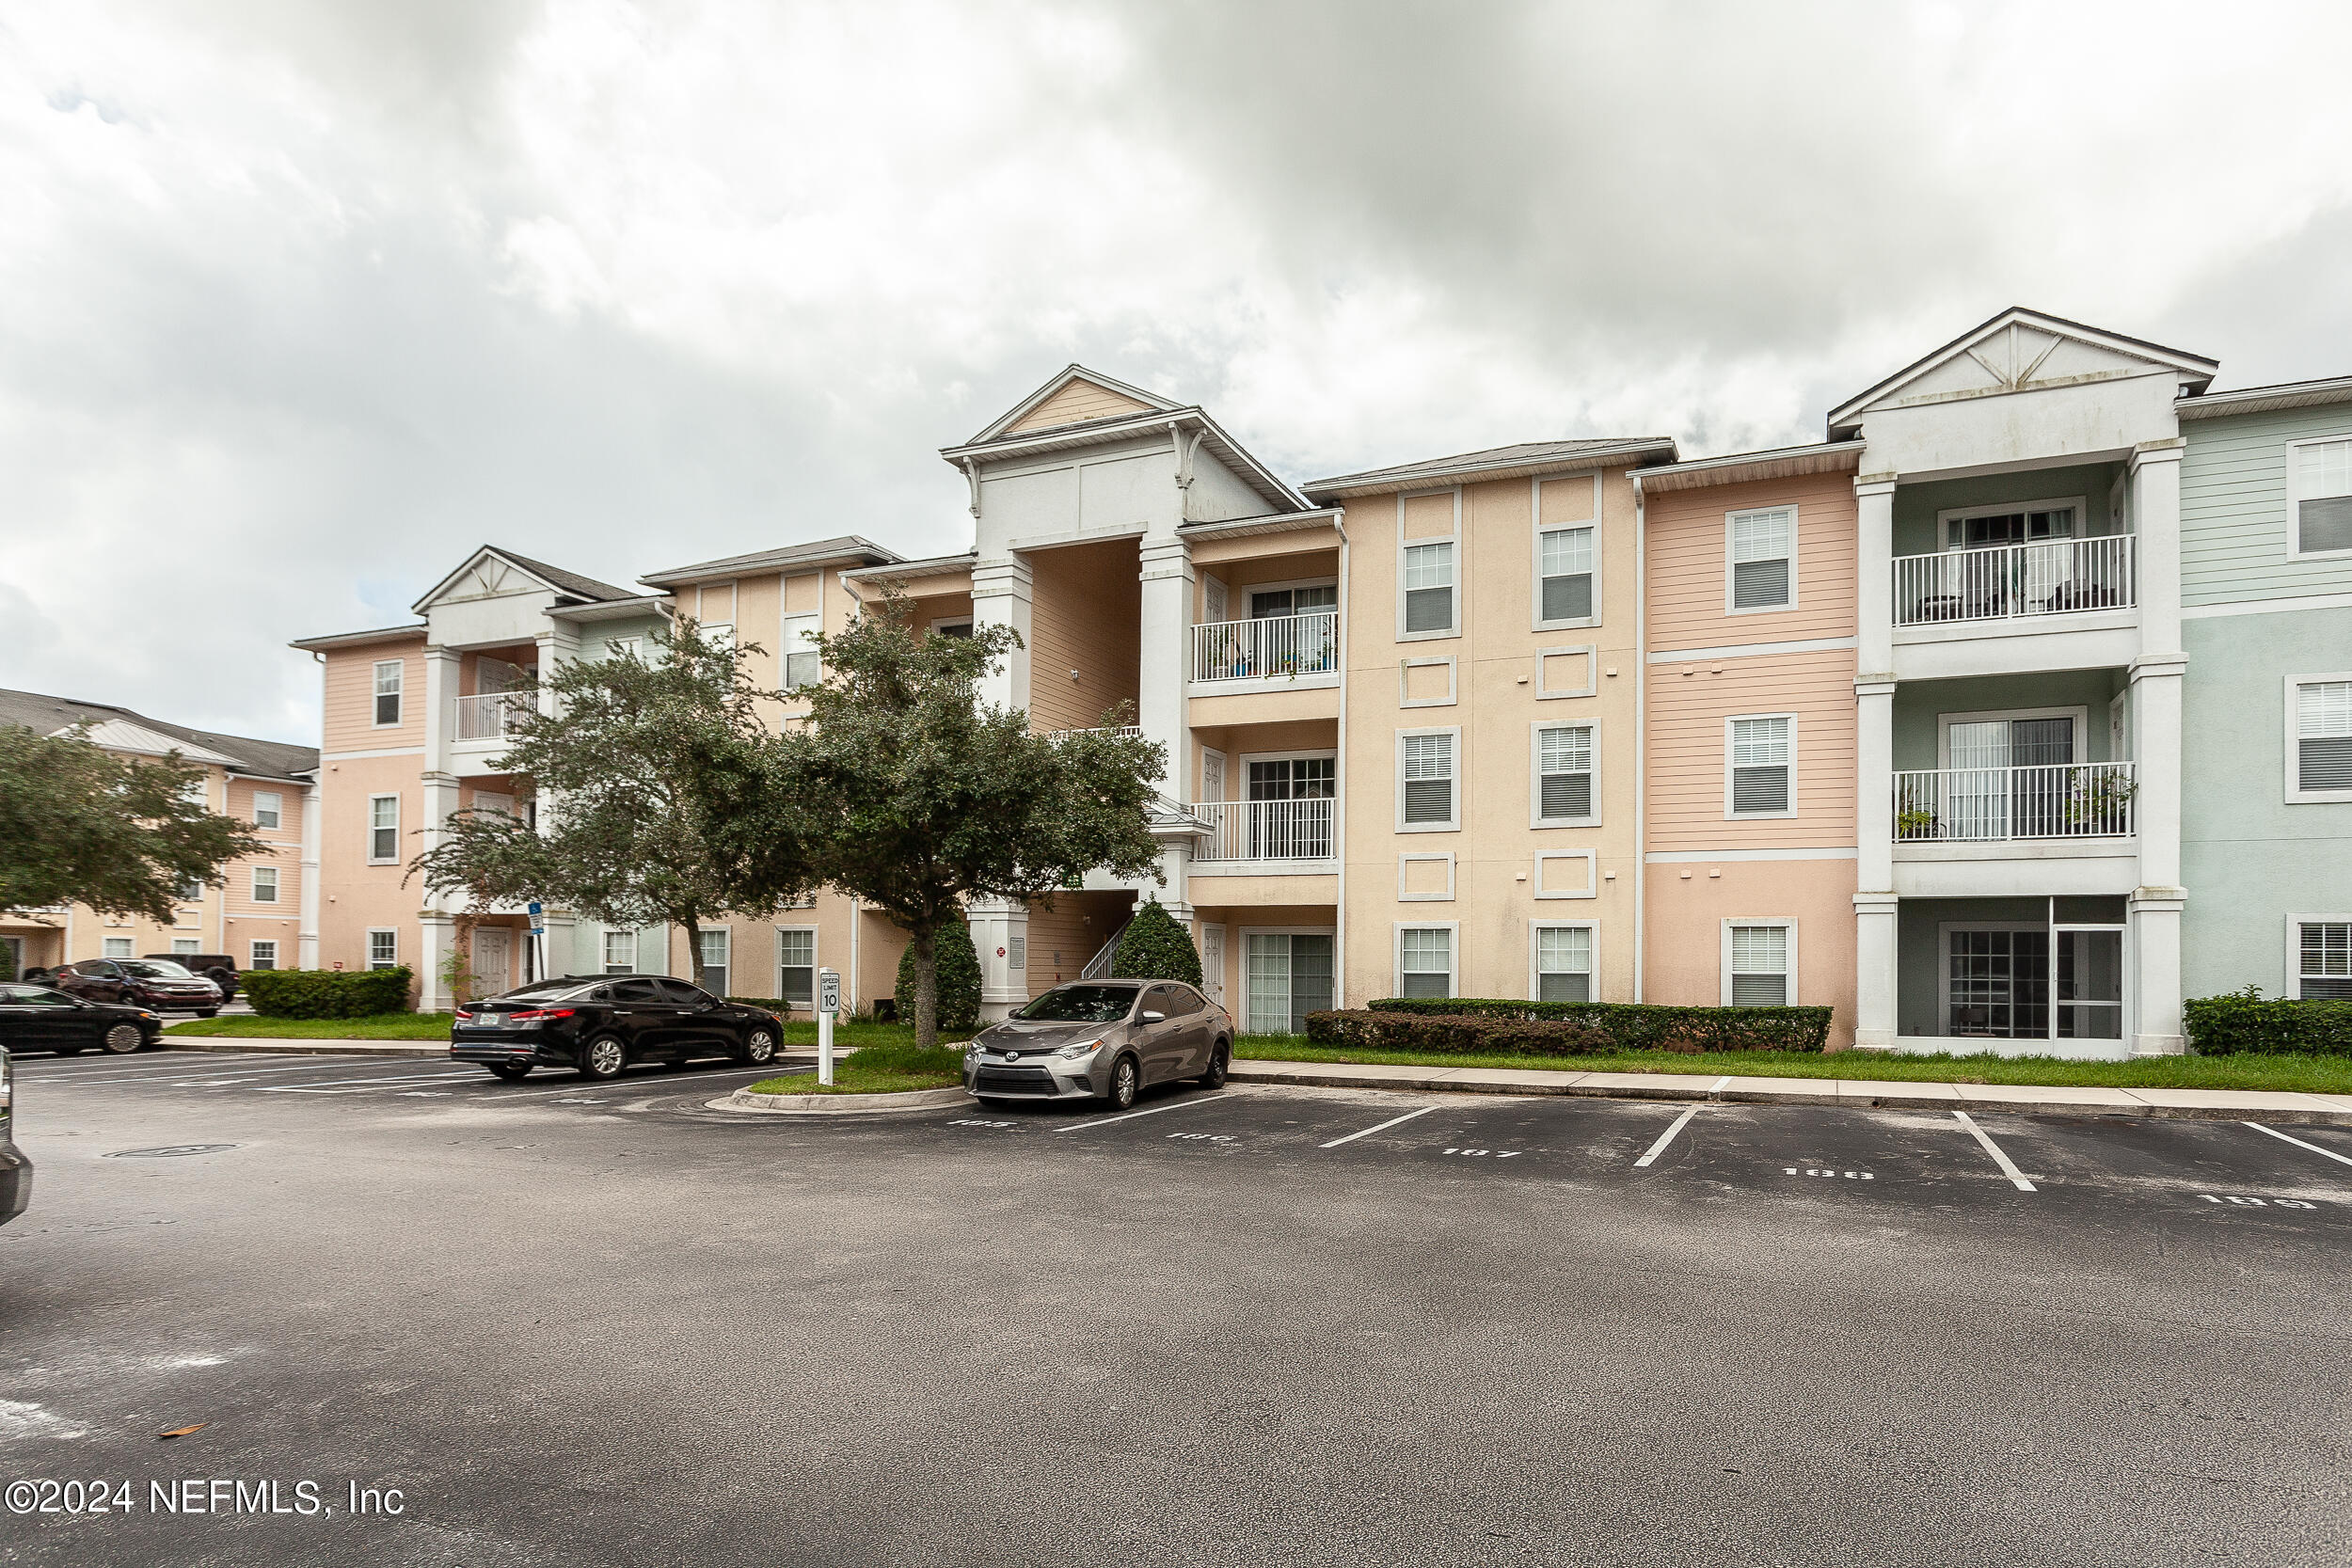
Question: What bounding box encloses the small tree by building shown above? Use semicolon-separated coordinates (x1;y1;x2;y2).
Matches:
895;921;981;1032
412;621;818;991
1110;898;1202;986
0;724;265;924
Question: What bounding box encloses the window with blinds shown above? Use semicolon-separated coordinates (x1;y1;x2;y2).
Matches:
1535;724;1596;823
1401;732;1457;827
2298;680;2352;794
783;612;821;689
373;659;404;725
1403;542;1455;633
1539;526;1595;623
1535;926;1592;1003
698;929;731;998
369;795;400;861
1728;507;1792;610
603;929;636;974
2296;438;2352;555
2302;923;2352;1001
777;928;815;1005
1728;925;1789;1006
1399;927;1453;999
1728;717;1793;816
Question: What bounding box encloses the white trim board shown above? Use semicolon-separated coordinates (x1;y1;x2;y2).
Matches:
2184;592;2352;620
1647;637;1857;664
1644;847;1858;863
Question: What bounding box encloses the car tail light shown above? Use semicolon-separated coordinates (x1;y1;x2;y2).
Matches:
454;1009;475;1023
509;1007;576;1023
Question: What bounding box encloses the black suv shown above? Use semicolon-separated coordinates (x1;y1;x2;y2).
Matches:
451;974;784;1082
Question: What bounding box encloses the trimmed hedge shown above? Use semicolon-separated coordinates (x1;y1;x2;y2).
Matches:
1111;899;1203;986
896;922;981;1031
242;967;414;1019
1343;995;1835;1053
2185;988;2352;1056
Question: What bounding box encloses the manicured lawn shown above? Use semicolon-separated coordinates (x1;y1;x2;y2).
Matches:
747;1037;965;1096
776;1021;973;1049
1233;1037;2352;1094
167;1012;457;1039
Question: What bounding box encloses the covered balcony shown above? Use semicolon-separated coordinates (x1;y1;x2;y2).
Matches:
1895;761;2136;843
1193;798;1335;864
455;689;533;741
1191;610;1339;685
1893;535;2134;626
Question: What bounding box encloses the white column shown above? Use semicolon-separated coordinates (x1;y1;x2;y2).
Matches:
969;897;1031;1023
970;558;1033;720
2128;439;2186;1055
1852;474;1900;1051
1136;539;1194;792
296;782;322;970
419;912;455;1013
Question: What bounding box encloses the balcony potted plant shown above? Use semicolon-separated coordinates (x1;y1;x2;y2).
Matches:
2062;770;2137;833
1896;806;1940;840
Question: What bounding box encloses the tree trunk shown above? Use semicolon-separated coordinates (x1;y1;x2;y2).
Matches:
682;914;707;990
912;926;939;1049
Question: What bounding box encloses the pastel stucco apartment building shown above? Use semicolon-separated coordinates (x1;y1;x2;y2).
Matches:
284;309;2352;1056
0;689;318;978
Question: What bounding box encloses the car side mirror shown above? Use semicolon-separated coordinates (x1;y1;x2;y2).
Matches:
1141;1010;1165;1023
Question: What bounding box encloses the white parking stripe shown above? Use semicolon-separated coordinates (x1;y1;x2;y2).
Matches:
1054;1093;1229;1132
28;1061;361;1087
2243;1120;2352;1169
1953;1110;2037;1192
23;1053;285;1076
1633;1106;1700;1168
1320;1105;1436;1148
1708;1075;1731;1093
258;1069;485;1094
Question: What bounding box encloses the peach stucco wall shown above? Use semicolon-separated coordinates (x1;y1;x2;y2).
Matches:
1643;861;1856;1044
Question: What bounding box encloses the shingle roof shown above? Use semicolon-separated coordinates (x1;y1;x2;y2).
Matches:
638;535;903;587
0;689;318;780
491;548;635;603
1304;436;1677;497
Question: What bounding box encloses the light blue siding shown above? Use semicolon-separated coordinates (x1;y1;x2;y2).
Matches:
2182;404;2352;606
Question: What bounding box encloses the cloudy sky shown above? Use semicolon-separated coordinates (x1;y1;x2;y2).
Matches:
7;0;2352;747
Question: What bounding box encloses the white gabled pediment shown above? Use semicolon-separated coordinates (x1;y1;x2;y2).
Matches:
60;717;234;766
969;365;1181;445
411;547;561;614
1831;308;2217;430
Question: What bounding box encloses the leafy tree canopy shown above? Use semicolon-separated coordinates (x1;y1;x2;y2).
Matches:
1110;898;1202;986
0;724;266;924
411;620;818;990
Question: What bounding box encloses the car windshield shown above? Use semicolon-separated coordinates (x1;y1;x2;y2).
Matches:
119;960;194;979
1014;985;1139;1023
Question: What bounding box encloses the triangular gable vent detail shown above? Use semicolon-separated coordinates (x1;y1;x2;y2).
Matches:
970;365;1181;445
1829;308;2217;431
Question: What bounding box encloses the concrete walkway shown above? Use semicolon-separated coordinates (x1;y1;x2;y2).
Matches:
1231;1058;2352;1124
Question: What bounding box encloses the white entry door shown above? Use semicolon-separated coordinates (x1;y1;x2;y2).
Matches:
472;927;512;998
1200;924;1226;1009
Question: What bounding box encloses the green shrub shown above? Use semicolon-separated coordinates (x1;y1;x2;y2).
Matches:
2185;987;2352;1056
1110;899;1203;986
0;942;14;983
895;922;981;1031
1350;996;1835;1053
1307;1009;1615;1057
242;967;415;1019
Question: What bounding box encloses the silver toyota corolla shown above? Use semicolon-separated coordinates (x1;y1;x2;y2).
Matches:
965;979;1232;1109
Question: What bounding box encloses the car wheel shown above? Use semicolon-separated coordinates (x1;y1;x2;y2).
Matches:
488;1063;532;1082
579;1035;627;1080
739;1026;778;1067
1104;1053;1140;1111
1199;1041;1230;1089
102;1022;145;1054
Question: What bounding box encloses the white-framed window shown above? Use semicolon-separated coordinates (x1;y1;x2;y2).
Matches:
1397;728;1460;832
930;618;973;640
1537;523;1597;626
777;927;817;1007
1242;929;1335;1035
367;929;398;970
2287;675;2352;801
606;635;644;662
250;864;279;903
2289;436;2352;559
368;795;400;863
1723;921;1795;1006
1725;714;1796;818
1532;721;1597;827
170;937;199;956
1726;506;1795;612
1397;490;1460;640
782;605;821;690
698;928;731;997
248;939;278;972
103;937;135;959
1937;497;2082;550
602;928;637;974
1395;924;1457;1000
252;790;283;831
177;875;205;903
1531;922;1596;1004
372;659;404;726
2294;917;2352;1001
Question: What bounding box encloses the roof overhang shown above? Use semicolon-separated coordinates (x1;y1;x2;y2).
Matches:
942;407;1308;515
548;594;674;625
1631;440;1867;496
637;537;902;589
59;717;238;767
2177;373;2352;420
1828;307;2219;436
1179;507;1346;541
288;624;429;653
1304;437;1678;501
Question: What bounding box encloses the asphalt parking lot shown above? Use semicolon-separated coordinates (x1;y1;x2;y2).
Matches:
4;1051;2350;1566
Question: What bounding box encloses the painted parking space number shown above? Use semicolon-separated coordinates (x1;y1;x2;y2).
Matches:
1442;1148;1520;1159
2200;1194;2319;1209
1168;1132;1235;1143
949;1119;1012;1129
1786;1167;1874;1180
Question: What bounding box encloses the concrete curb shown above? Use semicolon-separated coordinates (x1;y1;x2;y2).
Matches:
161;1038;447;1058
1229;1061;2352;1124
715;1085;971;1116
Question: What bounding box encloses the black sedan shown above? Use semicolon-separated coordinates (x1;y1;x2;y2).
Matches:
2;1045;27;1227
451;974;784;1082
0;983;166;1056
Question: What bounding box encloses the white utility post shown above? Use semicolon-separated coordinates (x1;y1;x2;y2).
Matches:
817;967;841;1085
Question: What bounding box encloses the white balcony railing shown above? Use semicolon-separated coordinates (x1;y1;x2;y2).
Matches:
1192;611;1339;684
1893;536;2135;627
454;690;533;741
1193;798;1336;863
1894;762;2137;842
